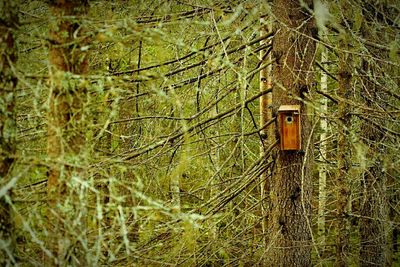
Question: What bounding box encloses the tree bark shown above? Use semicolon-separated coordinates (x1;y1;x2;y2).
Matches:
0;0;19;265
358;6;391;264
47;0;89;265
318;47;328;253
359;61;389;267
259;14;273;247
335;48;352;267
268;0;316;265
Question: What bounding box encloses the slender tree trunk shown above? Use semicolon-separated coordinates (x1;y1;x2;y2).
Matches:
268;0;316;265
47;0;89;265
335;46;352;267
359;60;389;267
0;1;19;265
358;3;398;264
318;48;328;252
357;8;392;265
259;15;273;247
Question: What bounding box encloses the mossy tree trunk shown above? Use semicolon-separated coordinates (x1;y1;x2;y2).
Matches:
0;0;19;265
335;43;352;267
268;0;316;265
47;0;89;265
358;5;392;264
358;60;389;267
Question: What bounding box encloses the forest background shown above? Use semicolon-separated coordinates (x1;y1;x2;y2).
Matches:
0;0;399;266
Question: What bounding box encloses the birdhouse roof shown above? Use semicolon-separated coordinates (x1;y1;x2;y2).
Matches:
278;105;300;112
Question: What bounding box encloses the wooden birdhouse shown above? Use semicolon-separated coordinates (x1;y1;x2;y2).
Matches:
278;105;301;151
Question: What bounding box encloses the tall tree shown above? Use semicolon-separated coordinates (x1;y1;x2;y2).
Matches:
358;6;391;264
268;0;316;265
47;0;89;264
317;46;328;253
334;3;354;261
0;0;19;265
259;13;273;246
359;60;389;267
335;41;352;267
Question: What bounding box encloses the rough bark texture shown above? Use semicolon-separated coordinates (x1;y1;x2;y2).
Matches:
47;0;89;265
335;52;352;267
0;0;19;264
358;7;391;264
359;60;389;267
268;0;315;266
259;15;273;247
359;159;388;266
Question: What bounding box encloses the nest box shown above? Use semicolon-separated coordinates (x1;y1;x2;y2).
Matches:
278;105;301;151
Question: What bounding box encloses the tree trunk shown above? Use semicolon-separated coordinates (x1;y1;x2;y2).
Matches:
357;5;392;264
359;60;389;267
318;47;328;253
0;1;19;265
47;0;89;265
259;14;273;247
268;0;316;265
335;46;352;267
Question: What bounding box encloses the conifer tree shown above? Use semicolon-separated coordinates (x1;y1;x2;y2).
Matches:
268;0;316;265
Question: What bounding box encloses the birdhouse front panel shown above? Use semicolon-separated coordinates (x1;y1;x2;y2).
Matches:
278;105;301;151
